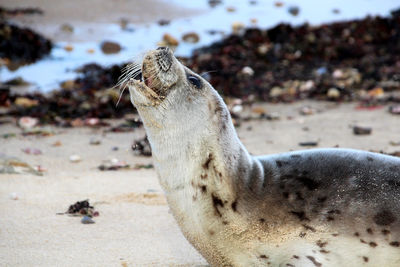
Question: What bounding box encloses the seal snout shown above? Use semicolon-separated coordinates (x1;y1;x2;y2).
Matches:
155;47;173;72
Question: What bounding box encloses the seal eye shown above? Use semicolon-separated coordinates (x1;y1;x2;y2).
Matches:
187;75;201;89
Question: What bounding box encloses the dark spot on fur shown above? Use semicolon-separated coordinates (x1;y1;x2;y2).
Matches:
327;216;334;221
260;255;268;259
200;174;208;179
201;185;207;193
382;229;390;235
390;241;400;247
302;224;316;232
332;233;339;237
286;264;294;267
192;196;197;201
320;249;330;254
317;196;327;203
367;228;373;235
209;230;215;235
360;239;367;244
291;211;309;221
202;153;213;169
292;255;299;259
367;157;374;162
328;209;341;214
369;242;377;248
299;232;306;238
222;221;228;225
374;210;397;226
354;232;360;237
276;160;284;167
231;200;238;212
316;240;327;248
211;193;224;217
306;256;322;267
295;191;304;200
388;180;400;188
283;192;289;199
291;154;301;158
363;256;369;262
297;176;320;190
259;218;265;223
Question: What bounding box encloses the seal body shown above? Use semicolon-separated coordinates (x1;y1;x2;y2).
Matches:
126;47;400;266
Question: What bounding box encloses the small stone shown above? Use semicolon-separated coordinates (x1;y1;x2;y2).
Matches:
52;141;62;147
60;80;75;90
119;18;129;29
269;87;283;98
69;154;81;163
332;69;343;78
299;106;315;115
251;106;266;115
299;141;318;147
161;33;179;47
86;48;95;54
274;1;284;7
182;32;200;44
288;6;300;16
64;45;74;52
232;105;243;114
389;105;400;115
157;19;170;26
353;126;372;135
112;146;119;151
81;215;95;224
226;6;236;12
241;66;254;76
18;117;38;129
14;97;38;108
327;88;341;99
232;22;245;34
89;138;101;145
10;192;18;200
368;87;384;99
60;23;74;33
100;41;122;54
332;8;340;14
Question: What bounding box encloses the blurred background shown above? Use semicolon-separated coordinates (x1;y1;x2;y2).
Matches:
0;0;399;123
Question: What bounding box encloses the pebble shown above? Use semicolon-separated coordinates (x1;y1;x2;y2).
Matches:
232;22;245;34
161;33;179;47
353;126;372;135
64;45;74;52
182;32;200;44
389;105;400;115
14;97;38;108
18;116;38;129
60;23;74;33
69;154;81;163
288;6;300;16
327;88;341;99
81;215;95;224
241;66;254;76
299;141;318;146
299;106;315;115
100;41;121;54
89;138;101;145
10;192;18;200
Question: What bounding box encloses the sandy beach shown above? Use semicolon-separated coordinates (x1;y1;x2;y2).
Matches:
1;100;399;266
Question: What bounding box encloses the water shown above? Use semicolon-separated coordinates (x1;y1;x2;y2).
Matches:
1;0;399;92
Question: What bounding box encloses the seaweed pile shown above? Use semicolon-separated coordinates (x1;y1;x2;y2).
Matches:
2;9;400;123
185;9;400;101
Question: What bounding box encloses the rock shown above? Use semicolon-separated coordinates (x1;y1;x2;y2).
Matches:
89;138;101;145
274;1;284;7
327;88;341;99
232;22;245;34
288;6;300;16
69;154;81;163
81;215;95;224
353;126;372;135
132;135;152;156
182;32;200;44
332;8;340;14
119;18;129;30
208;0;222;8
157;19;170;26
60;24;74;33
241;66;254;76
60;80;75;90
299;141;318;146
10;192;18;200
18;117;38;129
299;106;315;115
64;45;74;52
367;87;384;99
100;41;121;54
161;33;179;47
389;105;400;115
226;7;236;12
22;148;42;155
14;97;38;108
4;77;30;86
269;87;283;98
52;141;62;147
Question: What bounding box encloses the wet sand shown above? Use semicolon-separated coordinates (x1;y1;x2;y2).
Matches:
0;100;399;266
1;0;202;42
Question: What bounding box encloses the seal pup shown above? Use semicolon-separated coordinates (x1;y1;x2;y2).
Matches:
124;47;400;267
